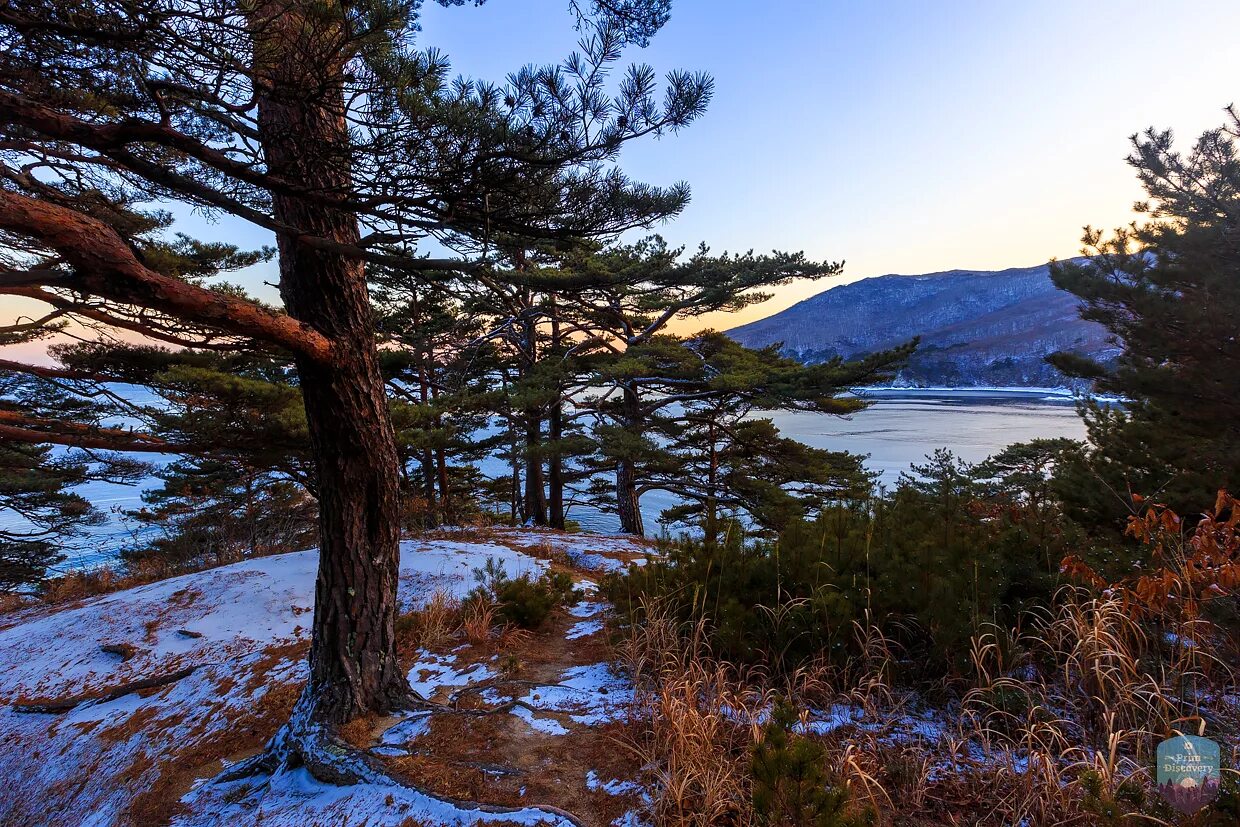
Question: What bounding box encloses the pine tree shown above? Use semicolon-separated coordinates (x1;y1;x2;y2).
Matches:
560;237;887;534
1050;107;1240;528
0;438;146;589
0;372;150;588
1;343;321;574
372;273;497;527
648;333;886;543
750;701;870;827
125;456;317;572
582;324;909;536
0;0;710;770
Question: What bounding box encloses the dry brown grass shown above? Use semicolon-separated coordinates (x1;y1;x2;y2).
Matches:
461;596;497;645
37;565;134;604
396;588;462;660
14;523;1236;825
33;507;329;610
0;590;30;617
616;603;789;826
612;590;1240;827
35;548;286;608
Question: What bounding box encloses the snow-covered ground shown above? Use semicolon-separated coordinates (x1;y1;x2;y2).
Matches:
481;526;651;574
0;540;543;703
0;532;653;827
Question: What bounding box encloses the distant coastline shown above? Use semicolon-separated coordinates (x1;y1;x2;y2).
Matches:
853;385;1123;405
858;385;1079;396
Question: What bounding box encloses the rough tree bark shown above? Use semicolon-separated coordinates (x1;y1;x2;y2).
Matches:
547;300;566;529
615;383;645;536
615;460;644;536
523;412;549;525
252;4;410;728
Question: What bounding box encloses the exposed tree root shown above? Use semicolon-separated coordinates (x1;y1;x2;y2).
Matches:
447;678;567;707
213;694;586;826
450;760;524;778
12;665;200;714
442;697;551;719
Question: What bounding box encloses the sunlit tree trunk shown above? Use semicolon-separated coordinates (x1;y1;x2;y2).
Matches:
254;4;408;725
615;383;645;536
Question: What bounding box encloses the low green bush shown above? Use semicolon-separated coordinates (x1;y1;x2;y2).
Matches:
604;448;1072;678
471;558;578;629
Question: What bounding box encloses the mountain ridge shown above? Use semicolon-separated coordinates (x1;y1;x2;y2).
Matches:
726;261;1118;388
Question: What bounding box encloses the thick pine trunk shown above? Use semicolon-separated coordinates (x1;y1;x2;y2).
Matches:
524;412;549;525
254;9;408;726
548;399;566;529
615;384;645;536
616;460;644;536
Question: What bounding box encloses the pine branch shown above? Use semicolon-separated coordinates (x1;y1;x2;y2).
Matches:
0;188;337;362
0;410;175;452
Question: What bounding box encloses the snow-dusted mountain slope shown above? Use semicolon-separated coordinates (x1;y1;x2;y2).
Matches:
727;261;1118;387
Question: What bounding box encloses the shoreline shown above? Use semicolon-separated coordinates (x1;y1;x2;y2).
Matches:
852;385;1123;403
857;385;1076;395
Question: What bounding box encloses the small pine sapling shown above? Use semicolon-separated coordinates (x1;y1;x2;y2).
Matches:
750;701;872;827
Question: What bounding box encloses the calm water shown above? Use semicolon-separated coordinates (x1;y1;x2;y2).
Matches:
22;389;1087;568
575;388;1087;533
769;389;1086;485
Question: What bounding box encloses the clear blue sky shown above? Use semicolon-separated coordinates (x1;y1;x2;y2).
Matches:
6;0;1238;357
414;0;1240;329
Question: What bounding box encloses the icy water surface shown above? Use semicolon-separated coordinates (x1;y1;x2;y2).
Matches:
12;389;1087;568
565;388;1087;533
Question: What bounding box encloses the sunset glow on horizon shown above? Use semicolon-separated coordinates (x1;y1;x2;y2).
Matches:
4;0;1238;351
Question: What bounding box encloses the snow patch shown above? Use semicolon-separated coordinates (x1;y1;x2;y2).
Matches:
585;769;643;796
568;600;603;618
489;528;653;574
406;650;493;698
175;766;578;826
521;662;633;726
380;713;432;746
566;618;605;640
0;536;549;825
510;704;571;736
0;539;544;704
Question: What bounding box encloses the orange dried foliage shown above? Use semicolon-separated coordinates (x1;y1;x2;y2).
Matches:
1062;490;1240;620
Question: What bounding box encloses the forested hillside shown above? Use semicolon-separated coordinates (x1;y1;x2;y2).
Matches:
728;262;1119;387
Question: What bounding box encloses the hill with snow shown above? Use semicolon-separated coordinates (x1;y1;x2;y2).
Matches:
727;261;1118;388
0;530;654;827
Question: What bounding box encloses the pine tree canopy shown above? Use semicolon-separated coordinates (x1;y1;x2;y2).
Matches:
1050;106;1240;523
